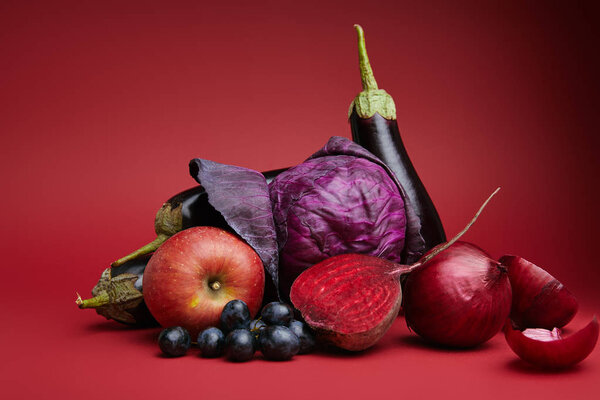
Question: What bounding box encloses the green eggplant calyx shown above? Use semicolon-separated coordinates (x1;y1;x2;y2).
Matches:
110;202;183;267
349;24;397;120
77;269;143;324
349;90;396;120
154;202;183;237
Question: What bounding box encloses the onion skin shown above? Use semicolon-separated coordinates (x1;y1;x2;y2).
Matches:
499;255;578;330
504;317;599;369
403;241;512;347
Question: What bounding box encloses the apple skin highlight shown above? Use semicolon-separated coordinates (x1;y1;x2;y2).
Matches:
143;226;265;337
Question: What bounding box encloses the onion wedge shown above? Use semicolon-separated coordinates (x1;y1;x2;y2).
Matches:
504;317;598;369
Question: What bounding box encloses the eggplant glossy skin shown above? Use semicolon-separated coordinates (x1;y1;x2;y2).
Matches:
111;168;288;268
166;167;288;230
109;254;158;327
167;186;229;231
79;254;158;327
111;253;152;291
350;110;446;262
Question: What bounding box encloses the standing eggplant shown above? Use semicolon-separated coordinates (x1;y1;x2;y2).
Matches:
349;25;446;264
76;254;158;327
111;167;287;267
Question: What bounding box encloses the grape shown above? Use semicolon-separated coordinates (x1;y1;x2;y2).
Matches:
224;329;255;362
197;327;225;358
259;325;300;361
261;302;294;326
288;319;316;354
249;319;267;349
158;327;191;357
220;299;251;332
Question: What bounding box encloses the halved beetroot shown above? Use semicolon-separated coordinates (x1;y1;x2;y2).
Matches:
504;317;598;369
499;255;578;329
290;254;402;351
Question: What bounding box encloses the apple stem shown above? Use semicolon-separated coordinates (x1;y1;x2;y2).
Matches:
210;281;222;291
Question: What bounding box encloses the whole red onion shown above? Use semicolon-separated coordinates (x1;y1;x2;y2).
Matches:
403;241;512;347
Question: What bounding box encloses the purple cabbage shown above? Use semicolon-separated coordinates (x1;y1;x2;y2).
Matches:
270;136;424;296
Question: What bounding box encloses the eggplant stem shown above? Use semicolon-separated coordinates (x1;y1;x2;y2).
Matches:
111;234;168;267
77;290;110;309
390;187;501;277
354;24;378;91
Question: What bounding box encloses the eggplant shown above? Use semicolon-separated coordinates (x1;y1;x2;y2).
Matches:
111;167;287;267
348;25;446;264
76;253;158;327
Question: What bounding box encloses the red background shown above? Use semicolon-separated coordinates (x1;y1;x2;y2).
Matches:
1;0;599;398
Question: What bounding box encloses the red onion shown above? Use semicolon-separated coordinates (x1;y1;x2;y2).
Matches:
499;255;578;329
403;241;512;347
504;317;598;369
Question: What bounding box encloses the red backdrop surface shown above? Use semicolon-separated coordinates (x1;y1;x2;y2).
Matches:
1;1;599;399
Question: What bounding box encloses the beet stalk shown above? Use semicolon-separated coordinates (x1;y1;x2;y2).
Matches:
349;25;446;264
111;167;287;267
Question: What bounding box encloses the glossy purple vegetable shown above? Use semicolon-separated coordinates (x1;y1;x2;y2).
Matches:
270;136;424;297
111;168;286;268
77;253;158;327
349;25;445;264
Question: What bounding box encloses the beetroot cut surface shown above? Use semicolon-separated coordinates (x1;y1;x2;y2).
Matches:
290;254;402;351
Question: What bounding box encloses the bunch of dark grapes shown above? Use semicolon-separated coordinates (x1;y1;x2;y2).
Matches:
157;299;316;361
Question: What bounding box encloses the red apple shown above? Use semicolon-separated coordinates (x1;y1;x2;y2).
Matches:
143;226;265;336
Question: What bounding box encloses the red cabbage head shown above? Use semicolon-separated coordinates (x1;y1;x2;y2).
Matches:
269;137;424;297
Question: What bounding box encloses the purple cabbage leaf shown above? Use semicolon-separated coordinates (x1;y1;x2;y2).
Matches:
189;158;280;296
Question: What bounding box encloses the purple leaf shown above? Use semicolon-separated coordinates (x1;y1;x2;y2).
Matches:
189;159;279;296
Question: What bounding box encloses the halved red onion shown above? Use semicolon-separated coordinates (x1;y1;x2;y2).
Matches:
500;255;578;329
504;317;598;369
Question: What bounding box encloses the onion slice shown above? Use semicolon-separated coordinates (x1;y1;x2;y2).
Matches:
500;255;578;330
504;317;599;369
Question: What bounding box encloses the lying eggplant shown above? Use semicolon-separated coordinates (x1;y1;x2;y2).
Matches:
349;25;446;264
77;253;158;326
111;167;287;267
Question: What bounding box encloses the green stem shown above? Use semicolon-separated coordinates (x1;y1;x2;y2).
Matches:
349;25;396;120
354;24;378;91
77;291;110;309
111;234;168;267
